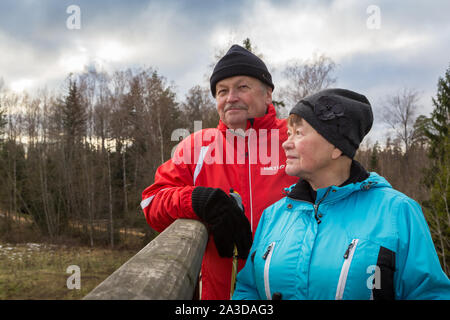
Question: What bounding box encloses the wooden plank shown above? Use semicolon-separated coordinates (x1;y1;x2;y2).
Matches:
83;219;208;300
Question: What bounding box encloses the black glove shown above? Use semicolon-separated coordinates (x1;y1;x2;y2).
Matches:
192;187;252;259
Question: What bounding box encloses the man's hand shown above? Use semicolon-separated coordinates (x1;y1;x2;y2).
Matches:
192;187;252;259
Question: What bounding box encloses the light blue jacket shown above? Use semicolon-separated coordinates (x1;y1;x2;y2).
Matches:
233;173;450;300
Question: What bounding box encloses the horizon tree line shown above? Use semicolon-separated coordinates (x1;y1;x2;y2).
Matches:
0;41;448;274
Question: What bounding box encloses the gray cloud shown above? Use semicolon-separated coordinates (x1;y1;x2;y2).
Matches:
0;0;448;118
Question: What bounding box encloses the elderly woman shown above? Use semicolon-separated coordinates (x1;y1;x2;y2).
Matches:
232;88;450;300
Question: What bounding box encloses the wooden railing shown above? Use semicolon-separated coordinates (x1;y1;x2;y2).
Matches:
83;219;208;300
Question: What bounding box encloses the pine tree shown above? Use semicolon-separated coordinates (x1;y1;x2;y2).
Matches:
242;38;253;52
62;79;86;153
183;85;218;131
0;87;7;143
0;106;6;144
421;64;450;275
369;141;380;172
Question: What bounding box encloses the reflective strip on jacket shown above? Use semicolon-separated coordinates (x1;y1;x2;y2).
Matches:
233;173;450;300
141;104;298;300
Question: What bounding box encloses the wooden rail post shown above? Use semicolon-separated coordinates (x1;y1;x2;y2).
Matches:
83;219;208;300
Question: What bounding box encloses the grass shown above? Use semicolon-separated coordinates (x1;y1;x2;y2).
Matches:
0;242;138;299
0;215;153;300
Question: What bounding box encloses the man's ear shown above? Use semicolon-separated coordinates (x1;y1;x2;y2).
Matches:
331;147;343;160
265;87;273;105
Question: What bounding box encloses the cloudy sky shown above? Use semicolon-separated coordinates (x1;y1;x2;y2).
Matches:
1;0;449;143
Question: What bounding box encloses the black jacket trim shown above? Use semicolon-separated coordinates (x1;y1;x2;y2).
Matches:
372;246;396;300
287;160;369;203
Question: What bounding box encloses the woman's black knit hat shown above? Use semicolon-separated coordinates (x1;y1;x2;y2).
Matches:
210;44;274;97
289;88;373;158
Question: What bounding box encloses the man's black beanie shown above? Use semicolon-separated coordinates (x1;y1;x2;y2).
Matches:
210;44;274;97
289;88;373;158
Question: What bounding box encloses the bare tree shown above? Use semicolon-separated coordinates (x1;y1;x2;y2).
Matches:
106;146;114;248
382;88;421;154
279;53;337;110
1;91;23;228
182;85;218;131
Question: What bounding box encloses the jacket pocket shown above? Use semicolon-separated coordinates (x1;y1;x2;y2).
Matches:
335;239;359;300
335;238;392;300
263;242;276;300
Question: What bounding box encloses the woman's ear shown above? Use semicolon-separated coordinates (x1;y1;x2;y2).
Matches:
331;147;343;160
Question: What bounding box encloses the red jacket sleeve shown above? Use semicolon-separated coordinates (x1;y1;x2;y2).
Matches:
141;138;199;232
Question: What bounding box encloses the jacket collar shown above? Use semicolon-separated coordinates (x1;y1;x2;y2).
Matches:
217;104;277;132
287;160;376;204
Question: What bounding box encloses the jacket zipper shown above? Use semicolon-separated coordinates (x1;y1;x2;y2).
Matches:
287;187;332;224
335;239;359;300
313;187;331;224
263;242;276;300
247;136;254;232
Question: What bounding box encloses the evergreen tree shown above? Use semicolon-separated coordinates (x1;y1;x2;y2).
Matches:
62;79;86;152
369;141;380;172
183;85;218;131
427;66;450;159
0;85;7;143
242;38;253;52
0;104;6;139
421;64;450;274
59;78;89;240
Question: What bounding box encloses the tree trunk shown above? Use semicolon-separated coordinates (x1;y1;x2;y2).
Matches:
107;150;114;249
83;147;94;248
157;111;164;164
432;205;447;273
38;146;54;238
122;147;128;215
12;156;18;225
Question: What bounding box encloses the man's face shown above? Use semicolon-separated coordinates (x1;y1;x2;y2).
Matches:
215;76;272;130
282;119;338;179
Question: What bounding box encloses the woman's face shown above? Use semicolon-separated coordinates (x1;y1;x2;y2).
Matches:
282;119;337;179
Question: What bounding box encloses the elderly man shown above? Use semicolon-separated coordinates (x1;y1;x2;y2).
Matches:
141;45;297;300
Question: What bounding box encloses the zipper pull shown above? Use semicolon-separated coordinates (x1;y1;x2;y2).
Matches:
272;292;282;300
343;241;355;259
313;204;322;224
262;243;273;260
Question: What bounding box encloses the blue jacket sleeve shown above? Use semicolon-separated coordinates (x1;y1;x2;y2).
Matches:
395;197;450;299
232;210;267;300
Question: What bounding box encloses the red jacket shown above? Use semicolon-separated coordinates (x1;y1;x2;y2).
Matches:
141;104;298;299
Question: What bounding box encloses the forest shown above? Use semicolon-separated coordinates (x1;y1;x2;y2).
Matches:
0;43;448;275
